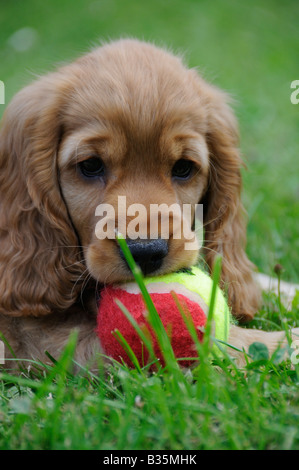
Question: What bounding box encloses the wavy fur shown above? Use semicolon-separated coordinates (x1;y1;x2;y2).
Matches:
1;39;287;370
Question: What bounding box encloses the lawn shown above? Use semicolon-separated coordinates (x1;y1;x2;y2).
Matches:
0;0;298;451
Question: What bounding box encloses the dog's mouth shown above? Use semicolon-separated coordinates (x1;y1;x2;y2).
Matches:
94;240;168;307
86;229;200;307
95;289;102;307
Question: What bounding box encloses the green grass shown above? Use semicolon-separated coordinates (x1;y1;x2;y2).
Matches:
0;341;298;450
0;291;298;451
0;0;299;451
0;240;299;450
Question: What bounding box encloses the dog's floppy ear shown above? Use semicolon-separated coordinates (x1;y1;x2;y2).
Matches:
0;73;85;317
197;79;261;321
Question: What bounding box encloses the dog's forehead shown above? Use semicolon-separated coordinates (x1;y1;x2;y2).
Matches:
63;41;207;139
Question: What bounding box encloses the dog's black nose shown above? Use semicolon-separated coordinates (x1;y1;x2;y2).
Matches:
119;238;168;275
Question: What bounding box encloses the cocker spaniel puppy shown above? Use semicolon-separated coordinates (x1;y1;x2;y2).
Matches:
0;39;296;369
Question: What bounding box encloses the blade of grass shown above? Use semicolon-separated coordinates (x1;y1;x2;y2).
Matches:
32;329;78;400
0;371;56;393
202;255;223;356
115;232;179;373
170;282;247;390
113;298;156;364
171;290;204;365
112;329;143;373
172;257;223;365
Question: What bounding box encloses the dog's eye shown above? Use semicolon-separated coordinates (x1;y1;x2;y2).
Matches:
172;159;194;180
78;157;105;178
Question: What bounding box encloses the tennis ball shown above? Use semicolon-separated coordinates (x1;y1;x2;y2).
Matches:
96;266;231;368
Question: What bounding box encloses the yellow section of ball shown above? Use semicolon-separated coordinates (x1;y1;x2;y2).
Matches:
143;266;232;350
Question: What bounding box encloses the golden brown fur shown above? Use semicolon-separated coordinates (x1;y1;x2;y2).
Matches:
0;39;296;370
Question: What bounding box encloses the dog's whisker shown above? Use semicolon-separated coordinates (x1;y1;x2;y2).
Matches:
70;266;90;297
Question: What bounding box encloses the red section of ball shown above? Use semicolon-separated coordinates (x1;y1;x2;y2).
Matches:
97;286;207;368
